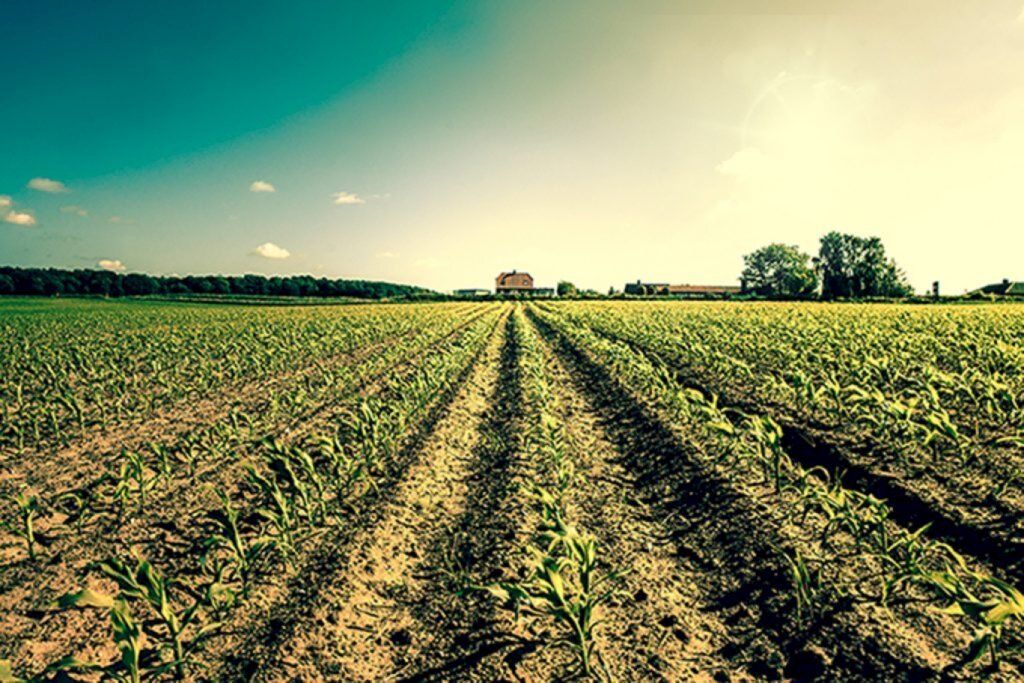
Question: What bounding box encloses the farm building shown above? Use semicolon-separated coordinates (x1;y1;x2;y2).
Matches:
496;270;535;293
972;279;1024;297
625;280;742;297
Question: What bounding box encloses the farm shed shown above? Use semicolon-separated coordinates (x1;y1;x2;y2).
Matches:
625;280;741;297
972;279;1024;296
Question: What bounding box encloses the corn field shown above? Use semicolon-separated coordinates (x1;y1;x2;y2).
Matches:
1;297;1022;682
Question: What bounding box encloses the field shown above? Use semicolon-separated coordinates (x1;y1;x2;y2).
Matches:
1;298;1022;682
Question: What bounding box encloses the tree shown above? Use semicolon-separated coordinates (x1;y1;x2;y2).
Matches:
557;281;578;297
816;231;912;299
740;243;818;298
123;273;160;296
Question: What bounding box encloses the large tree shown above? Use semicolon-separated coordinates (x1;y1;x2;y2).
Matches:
816;232;912;299
557;280;578;297
740;243;818;298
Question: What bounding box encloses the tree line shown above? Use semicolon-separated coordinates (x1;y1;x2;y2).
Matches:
0;267;434;300
740;231;913;300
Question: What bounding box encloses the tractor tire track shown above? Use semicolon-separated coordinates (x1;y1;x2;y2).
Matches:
588;326;1024;580
530;307;961;682
393;309;541;683
207;310;507;682
527;314;748;682
0;310;500;677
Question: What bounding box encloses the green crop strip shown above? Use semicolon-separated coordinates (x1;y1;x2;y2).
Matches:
476;308;626;678
532;303;1023;670
1;305;502;681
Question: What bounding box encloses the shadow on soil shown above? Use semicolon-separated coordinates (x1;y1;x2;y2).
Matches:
214;316;501;682
528;309;938;683
399;311;543;682
595;326;1024;578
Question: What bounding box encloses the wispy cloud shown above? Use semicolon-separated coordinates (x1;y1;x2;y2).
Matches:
108;216;134;224
715;147;768;178
61;205;88;217
0;196;10;208
5;210;37;226
250;180;276;193
332;191;365;205
97;259;126;272
27;177;69;193
254;242;290;259
376;251;399;259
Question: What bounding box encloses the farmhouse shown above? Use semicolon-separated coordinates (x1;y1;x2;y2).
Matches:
625;280;742;297
496;270;534;293
972;279;1024;297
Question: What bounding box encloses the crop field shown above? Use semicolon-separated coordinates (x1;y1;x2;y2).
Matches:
1;298;1022;682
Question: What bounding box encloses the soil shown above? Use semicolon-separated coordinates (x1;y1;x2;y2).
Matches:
4;302;1022;682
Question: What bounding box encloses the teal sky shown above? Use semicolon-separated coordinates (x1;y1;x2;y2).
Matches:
3;0;1024;293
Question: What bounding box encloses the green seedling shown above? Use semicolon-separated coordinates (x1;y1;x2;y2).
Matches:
4;493;40;561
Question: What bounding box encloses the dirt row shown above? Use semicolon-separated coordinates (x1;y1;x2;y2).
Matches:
0;306;491;500
7;302;1020;681
0;310;501;676
227;309;530;682
529;306;1023;681
585;325;1024;580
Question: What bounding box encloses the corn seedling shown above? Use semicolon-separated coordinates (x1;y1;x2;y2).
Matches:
4;493;40;561
51;557;224;681
927;562;1024;666
779;548;825;626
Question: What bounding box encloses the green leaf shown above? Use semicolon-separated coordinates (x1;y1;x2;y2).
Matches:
53;587;115;610
964;628;991;664
0;660;26;683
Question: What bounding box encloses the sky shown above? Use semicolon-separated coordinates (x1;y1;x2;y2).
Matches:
2;0;1024;294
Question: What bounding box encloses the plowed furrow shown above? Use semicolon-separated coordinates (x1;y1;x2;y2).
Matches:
528;315;748;682
531;308;956;682
208;312;506;682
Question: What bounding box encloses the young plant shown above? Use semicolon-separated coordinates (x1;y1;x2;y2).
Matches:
484;514;624;677
55;557;223;681
927;565;1024;666
49;588;144;683
202;489;273;597
4;493;40;561
780;548;825;625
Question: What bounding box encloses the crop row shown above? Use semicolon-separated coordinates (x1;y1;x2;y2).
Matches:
0;301;479;455
477;309;626;677
0;306;502;681
541;302;1024;521
530;303;1023;676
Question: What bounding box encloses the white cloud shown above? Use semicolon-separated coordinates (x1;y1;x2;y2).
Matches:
254;242;290;259
332;191;365;205
5;210;36;226
376;251;399;259
98;259;126;272
716;147;768;178
250;180;276;193
0;196;10;208
61;205;88;216
27;177;69;193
